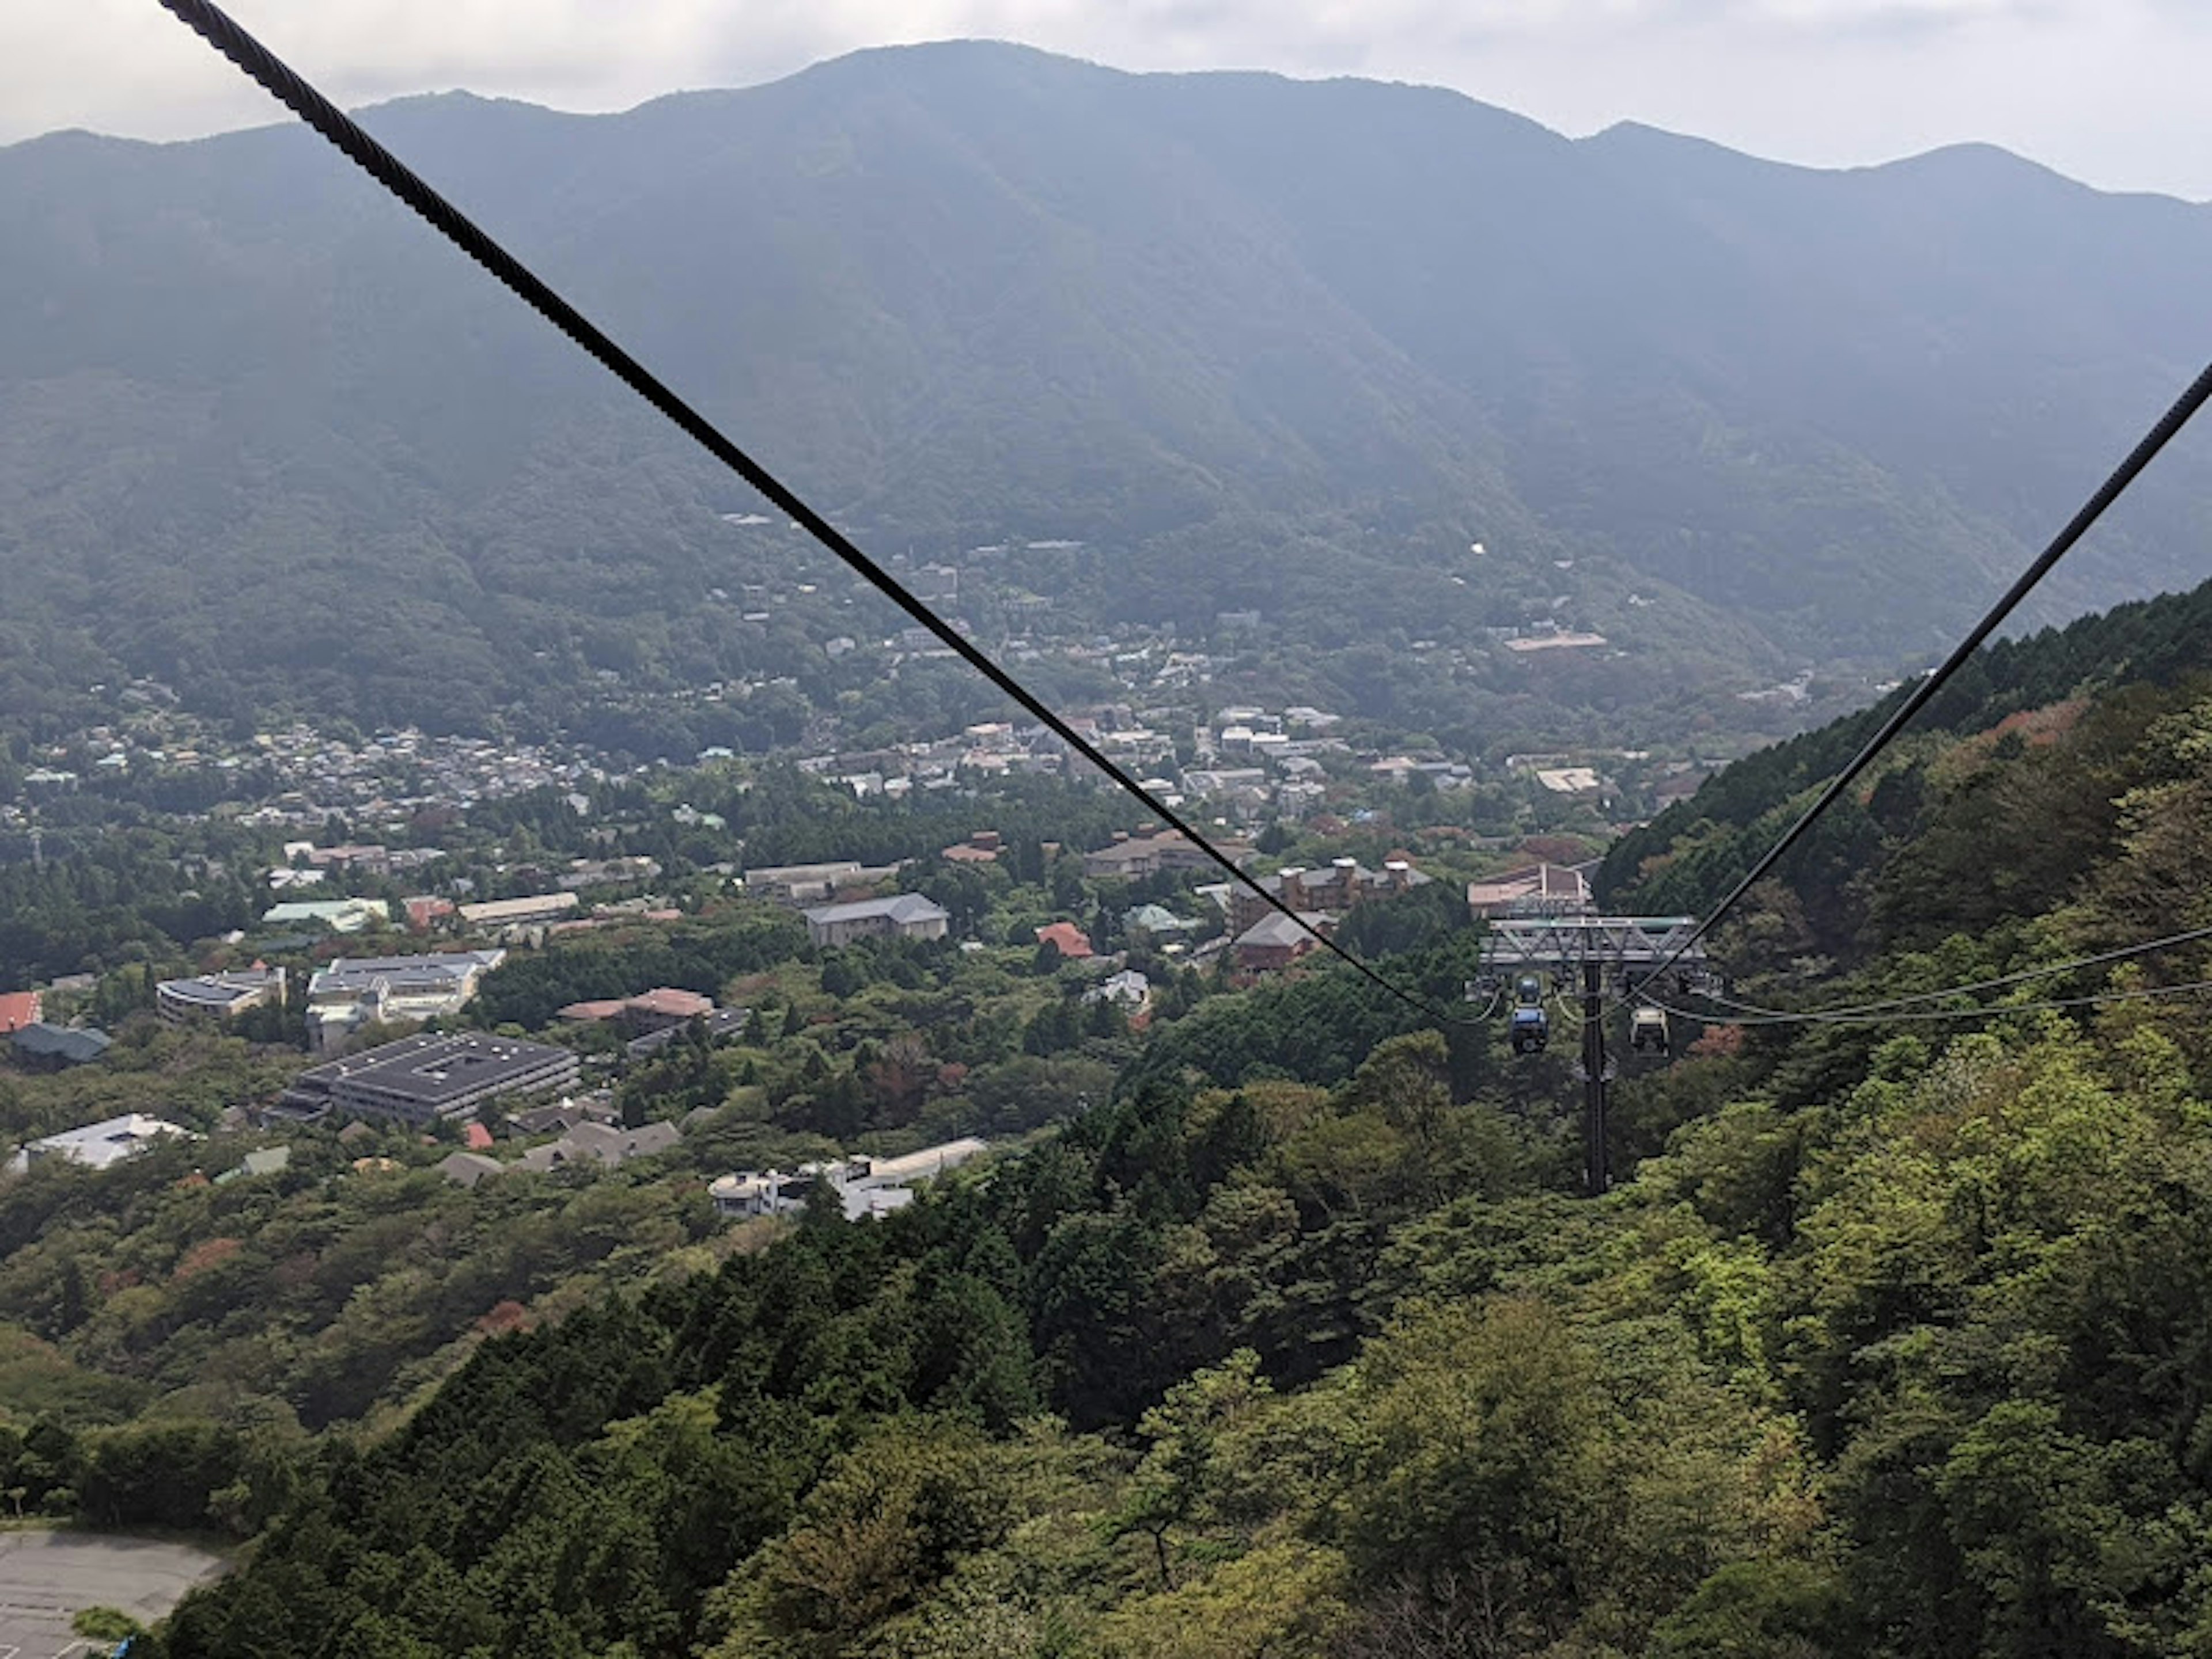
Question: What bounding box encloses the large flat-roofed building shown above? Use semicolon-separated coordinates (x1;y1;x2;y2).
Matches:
304;950;505;1052
276;1032;579;1127
457;892;582;930
803;893;950;949
744;861;903;905
158;967;287;1024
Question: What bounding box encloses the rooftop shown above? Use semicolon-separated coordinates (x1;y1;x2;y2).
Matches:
294;1032;574;1111
803;893;950;927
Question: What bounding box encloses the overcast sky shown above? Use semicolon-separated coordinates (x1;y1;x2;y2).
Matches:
9;0;2205;200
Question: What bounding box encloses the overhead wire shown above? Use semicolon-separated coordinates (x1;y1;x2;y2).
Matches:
1621;347;2212;994
1642;973;2212;1030
151;0;1480;1030
1696;920;2212;1023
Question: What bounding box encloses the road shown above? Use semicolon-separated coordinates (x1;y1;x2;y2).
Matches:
0;1531;225;1658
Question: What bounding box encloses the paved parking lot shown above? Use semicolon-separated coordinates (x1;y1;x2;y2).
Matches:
0;1532;225;1658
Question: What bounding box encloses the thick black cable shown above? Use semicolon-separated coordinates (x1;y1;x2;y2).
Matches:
1630;354;2212;993
153;0;1470;1028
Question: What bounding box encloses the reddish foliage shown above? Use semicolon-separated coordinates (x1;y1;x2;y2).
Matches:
476;1300;532;1336
1689;1025;1745;1058
173;1237;244;1281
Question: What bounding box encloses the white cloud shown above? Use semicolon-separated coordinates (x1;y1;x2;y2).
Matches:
5;0;2205;198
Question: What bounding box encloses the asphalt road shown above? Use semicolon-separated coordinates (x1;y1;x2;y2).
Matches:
0;1532;225;1658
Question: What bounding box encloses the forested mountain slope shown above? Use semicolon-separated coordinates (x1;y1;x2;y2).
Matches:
126;582;2212;1656
5;41;2212;733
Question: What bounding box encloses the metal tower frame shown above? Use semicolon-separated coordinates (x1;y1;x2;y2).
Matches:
1474;916;1713;1197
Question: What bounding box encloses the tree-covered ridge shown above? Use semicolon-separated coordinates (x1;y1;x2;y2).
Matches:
1599;570;2212;943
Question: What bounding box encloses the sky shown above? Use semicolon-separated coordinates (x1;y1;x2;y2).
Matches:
8;0;2206;200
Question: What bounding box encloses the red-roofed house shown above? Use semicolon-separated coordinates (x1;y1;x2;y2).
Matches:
624;987;715;1033
1465;863;1592;919
0;992;42;1035
404;896;457;933
464;1122;495;1152
557;999;628;1024
1034;922;1096;960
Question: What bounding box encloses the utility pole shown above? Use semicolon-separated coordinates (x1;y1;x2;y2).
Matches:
1474;914;1714;1200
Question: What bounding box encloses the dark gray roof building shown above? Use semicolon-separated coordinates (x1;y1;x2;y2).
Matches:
10;1024;113;1067
278;1032;579;1127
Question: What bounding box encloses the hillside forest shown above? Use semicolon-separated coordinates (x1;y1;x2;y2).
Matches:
7;571;2193;1656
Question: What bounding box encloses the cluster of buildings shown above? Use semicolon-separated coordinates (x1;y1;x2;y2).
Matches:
709;1137;989;1223
439;1118;682;1188
300;951;506;1051
556;987;751;1058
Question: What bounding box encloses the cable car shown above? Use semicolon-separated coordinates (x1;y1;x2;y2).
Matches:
1630;1006;1669;1055
1514;974;1545;1006
1510;1004;1550;1055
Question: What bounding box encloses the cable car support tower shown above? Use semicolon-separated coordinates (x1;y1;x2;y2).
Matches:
1472;916;1715;1198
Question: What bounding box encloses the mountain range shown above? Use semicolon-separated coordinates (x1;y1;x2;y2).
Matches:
4;40;2210;736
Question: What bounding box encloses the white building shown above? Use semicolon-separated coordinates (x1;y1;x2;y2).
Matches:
15;1113;191;1173
710;1137;988;1222
304;950;505;1051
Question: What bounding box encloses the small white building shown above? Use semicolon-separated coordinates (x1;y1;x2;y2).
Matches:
710;1137;988;1222
15;1113;191;1173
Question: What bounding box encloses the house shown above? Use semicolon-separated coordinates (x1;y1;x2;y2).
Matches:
157;966;287;1025
10;1024;113;1069
940;831;1002;865
1465;863;1592;920
1084;969;1152;1010
710;1137;988;1222
1124;904;1195;942
260;897;391;934
1227;858;1427;935
506;1096;620;1138
275;1032;579;1126
1233;912;1332;974
1081;828;1236;880
402;896;457;933
0;992;44;1035
804;894;951;949
514;1119;681;1172
15;1113;188;1172
304;950;505;1052
438;1151;505;1189
214;1145;292;1185
626;1006;749;1060
1034;921;1095;960
621;987;715;1032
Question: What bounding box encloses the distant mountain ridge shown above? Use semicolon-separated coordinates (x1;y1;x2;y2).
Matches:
3;41;2210;734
